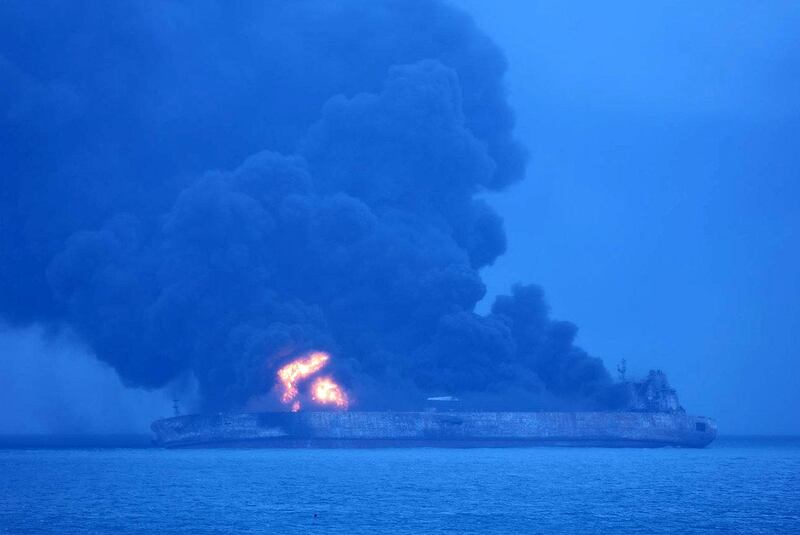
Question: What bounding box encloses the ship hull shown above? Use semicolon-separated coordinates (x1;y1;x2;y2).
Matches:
151;411;717;448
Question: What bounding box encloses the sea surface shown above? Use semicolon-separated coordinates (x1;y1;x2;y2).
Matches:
1;437;798;534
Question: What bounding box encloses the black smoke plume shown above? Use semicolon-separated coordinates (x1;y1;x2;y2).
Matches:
1;0;627;411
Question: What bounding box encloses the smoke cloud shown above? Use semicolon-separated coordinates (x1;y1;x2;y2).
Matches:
2;0;625;411
0;324;174;433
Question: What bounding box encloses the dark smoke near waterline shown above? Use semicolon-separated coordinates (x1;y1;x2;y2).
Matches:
2;0;630;411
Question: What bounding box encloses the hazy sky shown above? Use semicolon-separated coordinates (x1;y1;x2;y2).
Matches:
2;1;798;436
459;0;800;434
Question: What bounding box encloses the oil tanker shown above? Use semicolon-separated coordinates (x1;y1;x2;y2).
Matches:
151;410;716;448
151;372;717;448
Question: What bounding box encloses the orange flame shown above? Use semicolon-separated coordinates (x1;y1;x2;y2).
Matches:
277;351;329;404
275;350;350;411
311;376;350;409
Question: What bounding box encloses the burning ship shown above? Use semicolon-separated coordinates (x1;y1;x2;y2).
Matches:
152;351;717;448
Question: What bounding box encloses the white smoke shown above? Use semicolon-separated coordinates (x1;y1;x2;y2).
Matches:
0;323;178;434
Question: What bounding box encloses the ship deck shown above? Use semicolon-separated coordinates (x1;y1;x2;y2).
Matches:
152;411;718;448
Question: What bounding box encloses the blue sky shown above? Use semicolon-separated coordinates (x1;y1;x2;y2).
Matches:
460;0;800;433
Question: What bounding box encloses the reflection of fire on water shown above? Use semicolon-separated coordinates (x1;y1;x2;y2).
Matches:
276;351;350;411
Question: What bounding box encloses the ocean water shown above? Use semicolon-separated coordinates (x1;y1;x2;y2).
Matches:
1;437;798;534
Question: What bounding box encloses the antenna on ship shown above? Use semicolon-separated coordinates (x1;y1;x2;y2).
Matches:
172;398;181;416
